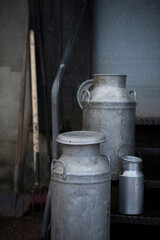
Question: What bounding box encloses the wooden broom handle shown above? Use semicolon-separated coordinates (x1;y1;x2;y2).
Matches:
29;30;39;173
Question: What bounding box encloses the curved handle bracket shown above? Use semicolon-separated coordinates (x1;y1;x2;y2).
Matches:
51;159;67;180
101;154;110;167
81;89;91;106
129;90;137;102
77;79;93;109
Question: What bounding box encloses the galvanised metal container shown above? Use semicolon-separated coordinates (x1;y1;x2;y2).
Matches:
77;74;137;180
119;156;144;215
51;131;110;240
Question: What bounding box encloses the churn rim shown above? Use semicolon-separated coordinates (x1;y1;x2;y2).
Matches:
56;130;106;145
122;155;142;163
93;74;127;77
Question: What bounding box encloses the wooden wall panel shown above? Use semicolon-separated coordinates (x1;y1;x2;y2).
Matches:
38;0;93;132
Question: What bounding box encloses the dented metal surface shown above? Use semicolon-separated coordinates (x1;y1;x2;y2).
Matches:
78;74;137;180
119;156;144;215
51;131;110;240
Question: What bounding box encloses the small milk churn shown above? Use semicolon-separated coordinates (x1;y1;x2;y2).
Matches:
119;156;144;215
77;74;137;180
51;131;111;240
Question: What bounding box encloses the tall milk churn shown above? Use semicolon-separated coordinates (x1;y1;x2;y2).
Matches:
51;131;111;240
77;74;137;180
119;156;144;215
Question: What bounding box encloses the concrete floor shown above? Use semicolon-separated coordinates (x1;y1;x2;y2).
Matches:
0;214;42;240
0;213;160;240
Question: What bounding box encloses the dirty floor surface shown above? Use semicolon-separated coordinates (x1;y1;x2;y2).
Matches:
0;213;43;240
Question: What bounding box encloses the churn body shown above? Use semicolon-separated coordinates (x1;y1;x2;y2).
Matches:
78;74;137;180
119;156;144;215
51;131;110;240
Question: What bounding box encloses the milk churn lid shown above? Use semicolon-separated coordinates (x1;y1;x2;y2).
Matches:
56;131;106;145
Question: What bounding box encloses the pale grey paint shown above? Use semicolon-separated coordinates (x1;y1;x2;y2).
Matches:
0;0;27;192
0;0;50;192
94;0;160;118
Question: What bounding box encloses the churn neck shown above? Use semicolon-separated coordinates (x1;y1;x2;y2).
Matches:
56;130;106;157
122;156;142;171
62;144;100;157
93;74;126;88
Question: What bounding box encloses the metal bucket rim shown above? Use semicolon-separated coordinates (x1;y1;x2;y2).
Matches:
122;155;142;163
93;74;127;77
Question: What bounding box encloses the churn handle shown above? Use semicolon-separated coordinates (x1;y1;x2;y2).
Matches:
77;79;93;109
129;90;137;102
117;144;141;159
52;159;67;180
81;89;91;106
101;154;110;166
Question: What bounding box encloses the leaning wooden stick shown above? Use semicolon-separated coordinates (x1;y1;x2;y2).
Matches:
29;29;40;186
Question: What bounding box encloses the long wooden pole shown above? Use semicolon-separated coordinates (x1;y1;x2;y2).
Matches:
29;29;39;186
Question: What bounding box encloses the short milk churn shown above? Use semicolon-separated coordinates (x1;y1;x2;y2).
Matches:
119;156;144;215
77;74;137;180
51;131;111;240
